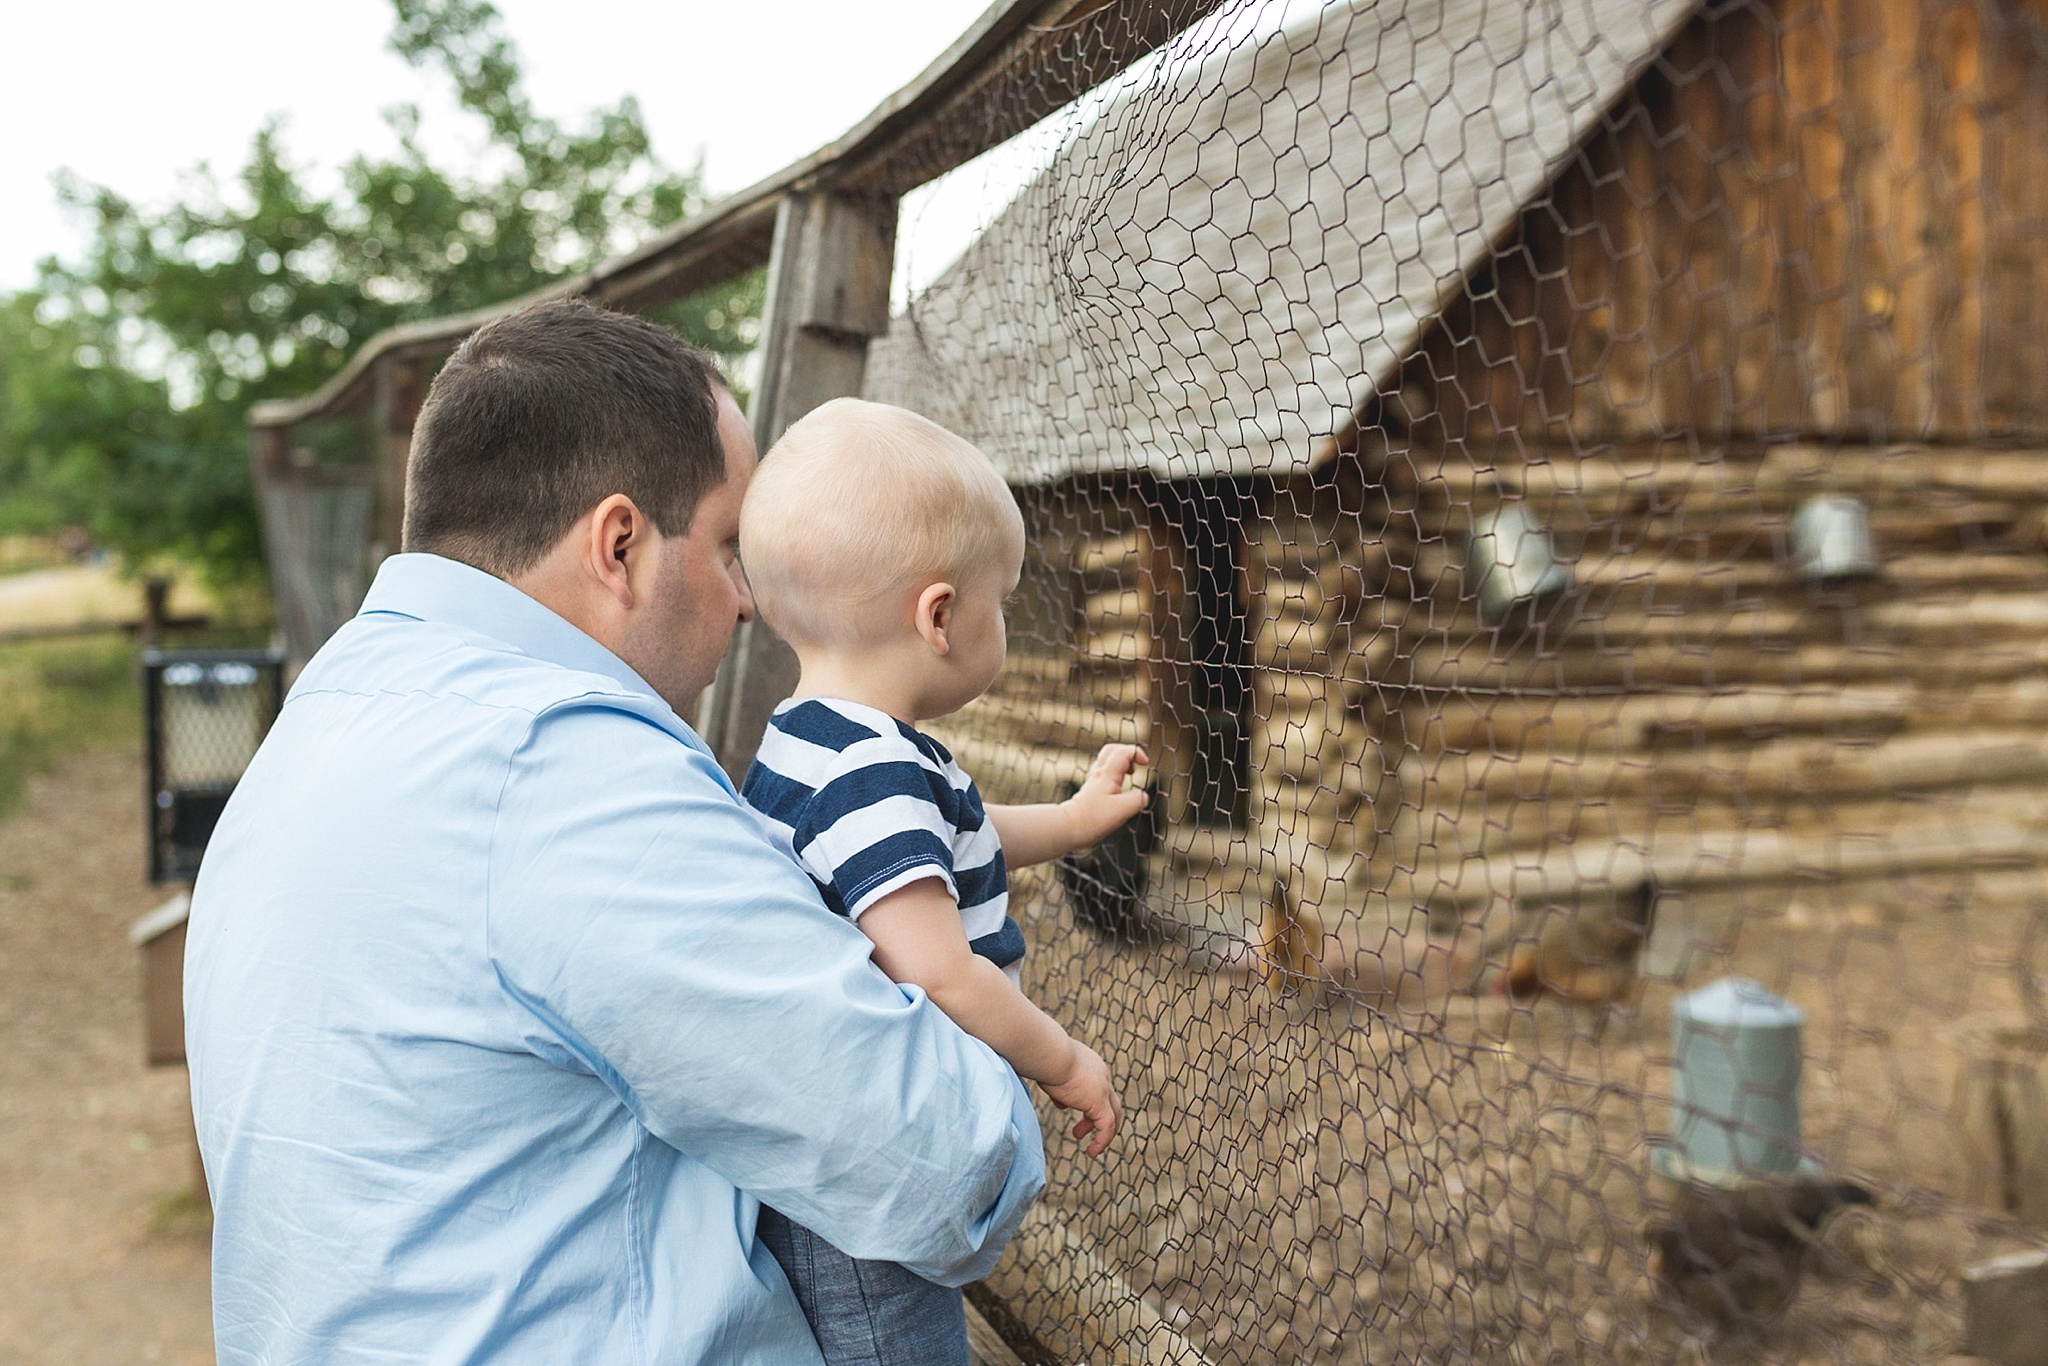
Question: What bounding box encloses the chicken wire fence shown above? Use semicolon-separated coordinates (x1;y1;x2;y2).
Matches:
247;0;2048;1358
855;0;2048;1360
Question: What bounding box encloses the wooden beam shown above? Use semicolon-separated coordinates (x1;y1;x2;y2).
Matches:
965;1302;1026;1366
371;353;428;561
698;191;902;777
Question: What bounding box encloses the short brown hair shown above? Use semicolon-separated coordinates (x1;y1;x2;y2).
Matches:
402;297;728;576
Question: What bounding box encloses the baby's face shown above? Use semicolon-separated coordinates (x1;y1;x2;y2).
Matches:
928;556;1020;717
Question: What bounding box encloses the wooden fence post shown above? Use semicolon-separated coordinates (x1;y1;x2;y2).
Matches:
700;187;899;774
372;352;429;563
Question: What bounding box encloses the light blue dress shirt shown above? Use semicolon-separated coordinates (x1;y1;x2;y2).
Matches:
185;553;1044;1365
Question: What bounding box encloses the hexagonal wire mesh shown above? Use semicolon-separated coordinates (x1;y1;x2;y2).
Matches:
245;0;2048;1355
145;651;285;883
850;0;2048;1359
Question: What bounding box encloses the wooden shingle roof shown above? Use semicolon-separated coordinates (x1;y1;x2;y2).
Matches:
865;0;1703;484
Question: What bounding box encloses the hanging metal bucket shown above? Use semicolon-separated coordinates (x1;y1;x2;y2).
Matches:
1791;494;1880;583
1468;504;1572;621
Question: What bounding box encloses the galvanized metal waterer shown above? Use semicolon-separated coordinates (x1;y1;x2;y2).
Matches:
1656;976;1818;1187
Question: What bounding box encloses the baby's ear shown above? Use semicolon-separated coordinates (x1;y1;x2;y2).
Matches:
915;581;957;654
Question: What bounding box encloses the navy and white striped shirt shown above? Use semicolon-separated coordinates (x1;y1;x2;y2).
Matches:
743;697;1025;975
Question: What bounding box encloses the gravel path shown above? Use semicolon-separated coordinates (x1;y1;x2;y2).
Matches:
0;748;212;1365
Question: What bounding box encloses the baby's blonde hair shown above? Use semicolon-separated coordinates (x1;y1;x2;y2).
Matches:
741;398;1025;647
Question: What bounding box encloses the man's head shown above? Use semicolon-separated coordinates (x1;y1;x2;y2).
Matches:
741;399;1023;717
404;297;755;709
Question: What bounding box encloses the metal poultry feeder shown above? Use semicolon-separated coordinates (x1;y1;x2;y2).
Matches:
1468;503;1572;622
1791;495;1880;583
1655;975;1816;1186
144;648;286;883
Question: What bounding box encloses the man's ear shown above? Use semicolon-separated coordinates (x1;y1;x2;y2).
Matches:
585;494;648;610
915;581;956;656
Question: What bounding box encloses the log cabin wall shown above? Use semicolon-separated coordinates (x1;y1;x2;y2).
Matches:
924;482;1154;805
1263;0;2048;959
1426;0;2048;449
935;0;2048;976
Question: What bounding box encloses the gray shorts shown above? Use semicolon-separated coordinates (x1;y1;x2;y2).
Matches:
757;1207;968;1366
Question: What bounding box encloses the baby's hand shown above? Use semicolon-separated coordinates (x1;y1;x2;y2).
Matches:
1063;743;1151;850
1042;1041;1122;1156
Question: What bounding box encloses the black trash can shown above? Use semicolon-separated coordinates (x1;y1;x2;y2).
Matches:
143;648;285;884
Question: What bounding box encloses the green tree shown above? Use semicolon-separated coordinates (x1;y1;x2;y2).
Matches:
3;0;759;586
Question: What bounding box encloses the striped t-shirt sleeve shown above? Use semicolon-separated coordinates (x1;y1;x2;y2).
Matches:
794;755;961;921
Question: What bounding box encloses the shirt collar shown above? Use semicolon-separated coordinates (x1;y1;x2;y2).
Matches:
358;553;662;704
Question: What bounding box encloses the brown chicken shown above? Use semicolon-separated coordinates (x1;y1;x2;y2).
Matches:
1496;877;1658;1004
1260;874;1486;1005
1646;1179;1875;1333
1258;874;1327;994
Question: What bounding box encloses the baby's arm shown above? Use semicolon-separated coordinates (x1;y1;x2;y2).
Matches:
859;878;1121;1155
987;743;1150;868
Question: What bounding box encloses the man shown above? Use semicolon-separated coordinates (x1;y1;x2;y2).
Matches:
185;298;1044;1364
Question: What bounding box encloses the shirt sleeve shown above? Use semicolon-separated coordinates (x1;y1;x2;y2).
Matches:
483;698;1044;1285
793;741;961;922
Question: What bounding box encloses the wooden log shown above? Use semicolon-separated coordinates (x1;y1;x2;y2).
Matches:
1885;554;2048;592
1414;726;2048;805
1074;527;1146;577
955;668;1150;752
1961;1248;2048;1366
1405;634;2048;691
1421;815;2044;914
1952;1022;2048;1228
922;729;1095;804
1408;445;2048;542
1083;587;1146;630
1788;0;1851;432
986;654;1149;716
1418;687;1910;755
964;1301;1025;1366
1866;593;2048;642
1943;677;2048;730
1078;626;1150;664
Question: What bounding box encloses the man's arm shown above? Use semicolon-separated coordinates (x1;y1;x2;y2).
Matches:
484;700;1043;1284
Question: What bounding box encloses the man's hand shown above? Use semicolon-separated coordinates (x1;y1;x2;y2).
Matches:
1041;1040;1122;1156
1061;743;1151;850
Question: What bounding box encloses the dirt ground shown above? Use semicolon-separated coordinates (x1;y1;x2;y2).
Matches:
0;748;213;1365
997;858;2048;1366
1;746;2038;1366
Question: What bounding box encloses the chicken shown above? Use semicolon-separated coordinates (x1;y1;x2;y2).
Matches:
1258;873;1327;994
1056;780;1164;940
1259;874;1486;1006
1497;877;1658;1004
1646;1179;1875;1333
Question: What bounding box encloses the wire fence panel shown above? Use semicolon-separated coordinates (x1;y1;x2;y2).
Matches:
863;0;2048;1359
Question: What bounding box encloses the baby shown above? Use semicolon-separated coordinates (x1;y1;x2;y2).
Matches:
738;397;1145;1366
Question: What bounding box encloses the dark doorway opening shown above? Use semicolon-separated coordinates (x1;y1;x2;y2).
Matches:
1156;478;1258;828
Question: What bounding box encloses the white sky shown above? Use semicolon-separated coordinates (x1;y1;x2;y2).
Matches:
0;0;997;290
